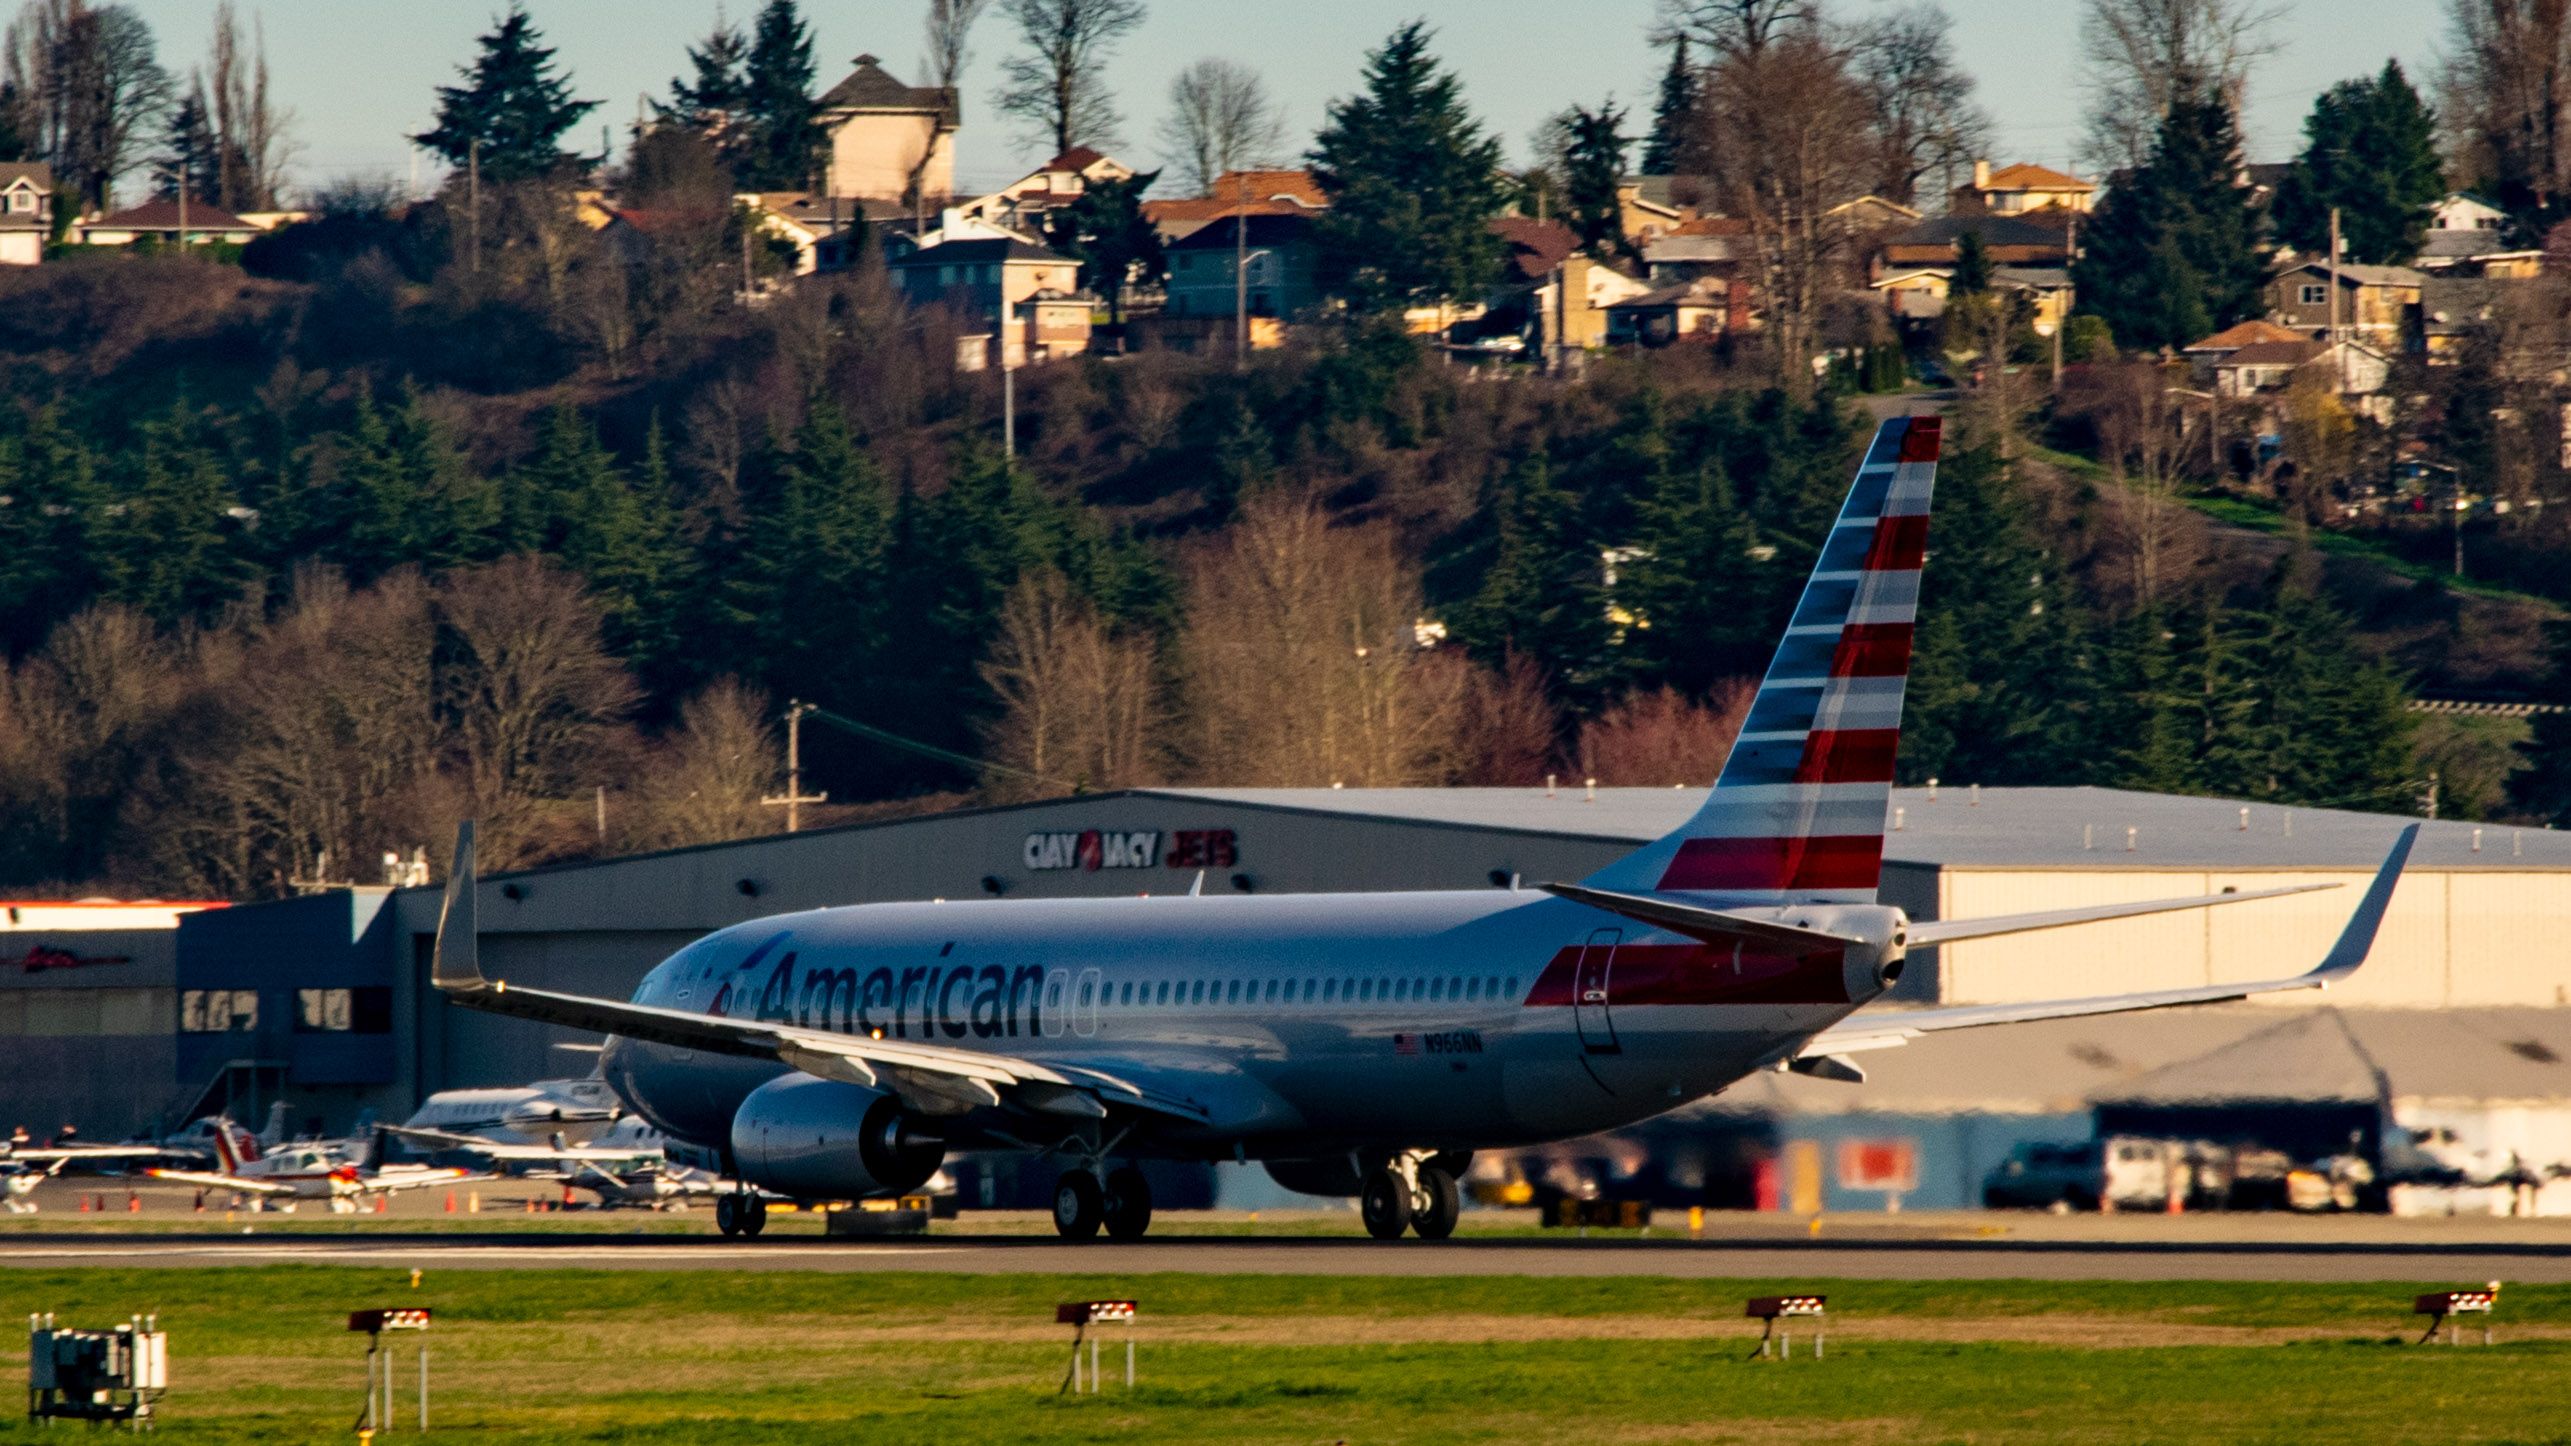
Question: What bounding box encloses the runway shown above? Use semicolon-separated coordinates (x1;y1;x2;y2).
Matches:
9;1230;2571;1280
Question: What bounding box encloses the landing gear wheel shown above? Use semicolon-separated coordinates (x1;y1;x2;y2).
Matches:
1053;1169;1104;1240
1361;1166;1413;1240
1103;1166;1153;1240
739;1193;768;1238
1410;1167;1461;1240
715;1194;741;1236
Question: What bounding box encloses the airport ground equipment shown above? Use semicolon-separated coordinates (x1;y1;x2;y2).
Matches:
1746;1296;1826;1360
349;1309;431;1431
1056;1301;1136;1394
823;1193;933;1236
2414;1284;2501;1346
1548;1198;1652;1232
26;1312;167;1429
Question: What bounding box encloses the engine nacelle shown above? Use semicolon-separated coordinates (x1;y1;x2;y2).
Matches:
728;1074;944;1201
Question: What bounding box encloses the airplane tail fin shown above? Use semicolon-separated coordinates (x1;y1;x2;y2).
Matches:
210;1118;247;1174
1582;414;1939;903
258;1100;289;1152
432;822;485;994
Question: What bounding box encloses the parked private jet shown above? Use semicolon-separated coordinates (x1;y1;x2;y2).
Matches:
430;413;2419;1241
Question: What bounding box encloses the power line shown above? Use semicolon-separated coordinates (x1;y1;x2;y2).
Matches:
799;705;1076;792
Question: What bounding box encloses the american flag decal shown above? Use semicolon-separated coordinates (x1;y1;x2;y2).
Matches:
1393;1033;1420;1056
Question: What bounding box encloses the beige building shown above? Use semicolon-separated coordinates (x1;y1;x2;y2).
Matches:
1952;159;2097;216
0;161;52;263
818;54;958;204
960;147;1135;232
2267;260;2423;345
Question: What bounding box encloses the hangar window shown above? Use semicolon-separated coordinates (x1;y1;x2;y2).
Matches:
181;989;258;1032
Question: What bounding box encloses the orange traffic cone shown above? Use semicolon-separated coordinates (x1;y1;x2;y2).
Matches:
444;1191;456;1214
76;1194;89;1213
126;1191;139;1213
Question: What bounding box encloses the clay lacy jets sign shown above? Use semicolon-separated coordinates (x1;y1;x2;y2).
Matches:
1023;828;1238;873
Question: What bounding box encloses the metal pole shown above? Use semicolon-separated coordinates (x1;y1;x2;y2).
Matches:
786;702;804;834
468;139;481;276
1002;355;1015;459
419;1344;427;1430
1235;173;1248;367
1089;1335;1099;1393
1125;1328;1134;1387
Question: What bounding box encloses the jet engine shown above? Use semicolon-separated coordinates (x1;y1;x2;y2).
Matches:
728;1074;944;1200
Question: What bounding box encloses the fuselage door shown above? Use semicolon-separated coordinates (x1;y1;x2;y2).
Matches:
1040;969;1070;1039
1573;928;1622;1055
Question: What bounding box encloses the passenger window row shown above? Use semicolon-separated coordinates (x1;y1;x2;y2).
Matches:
1106;975;1518;1008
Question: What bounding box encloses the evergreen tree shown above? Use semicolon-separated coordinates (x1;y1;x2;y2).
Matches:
1617;451;1771;695
2511;618;2571;825
2103;607;2204;795
1452;451;1615;703
2072;84;2265;350
94;407;249;623
1562;101;1633;261
0;412;97;655
414;4;600;183
1308;21;1510;313
1043;170;1165;326
722;403;895;709
2274;61;2442;265
1204;392;1274;519
660;16;750;138
1950;229;1992;295
737;0;822;190
152;78;221;206
1640;35;1695;176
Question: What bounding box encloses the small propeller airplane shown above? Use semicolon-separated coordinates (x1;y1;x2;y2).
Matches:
147;1119;477;1212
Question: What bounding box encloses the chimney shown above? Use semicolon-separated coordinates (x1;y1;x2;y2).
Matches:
940;206;965;236
1973;158;1991;190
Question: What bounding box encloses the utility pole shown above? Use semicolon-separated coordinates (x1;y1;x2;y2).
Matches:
594;785;608;845
1234;172;1249;367
2328;206;2346;392
760;700;828;833
1002;345;1016;456
467;138;481;275
176;155;188;252
2054;208;2079;389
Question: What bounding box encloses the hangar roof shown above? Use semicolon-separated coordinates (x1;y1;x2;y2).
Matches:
1148;785;2570;872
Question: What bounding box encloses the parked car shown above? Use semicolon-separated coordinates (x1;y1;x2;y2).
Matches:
1982;1141;2101;1210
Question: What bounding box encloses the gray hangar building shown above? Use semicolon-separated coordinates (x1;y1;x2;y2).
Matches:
18;785;2571;1211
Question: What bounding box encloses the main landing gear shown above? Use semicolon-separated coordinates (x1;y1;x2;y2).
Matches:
1053;1165;1154;1240
715;1189;768;1237
1362;1153;1463;1241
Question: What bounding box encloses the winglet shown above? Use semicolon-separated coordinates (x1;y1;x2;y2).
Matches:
432;821;484;993
2309;823;2419;986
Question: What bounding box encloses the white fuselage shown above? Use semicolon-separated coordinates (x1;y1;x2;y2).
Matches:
602;888;1892;1166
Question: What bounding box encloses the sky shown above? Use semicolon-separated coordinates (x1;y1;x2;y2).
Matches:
117;0;2450;200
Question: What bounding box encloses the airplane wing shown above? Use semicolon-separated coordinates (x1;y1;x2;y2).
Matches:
1800;826;2416;1060
143;1168;299;1197
429;823;1208;1124
385;1125;657;1165
3;1145;166;1165
359;1168;480;1192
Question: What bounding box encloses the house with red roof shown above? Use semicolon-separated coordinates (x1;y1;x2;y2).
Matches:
76;199;263;248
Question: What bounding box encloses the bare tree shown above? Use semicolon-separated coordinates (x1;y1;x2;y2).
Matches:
1178;495;1479;787
434;556;640;869
2069;362;2211;613
1156;57;1283;196
992;0;1146;156
922;0;991;91
1577;682;1754;787
1453;652;1560;786
5;0;172;210
207;0;291;211
617;679;780;851
1656;0;1816;57
1686;21;1877;385
1845;3;1989;206
979;569;1169;800
2078;0;2280;175
2442;0;2571;222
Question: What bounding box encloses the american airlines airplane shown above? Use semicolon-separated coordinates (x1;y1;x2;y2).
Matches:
430;414;2419;1241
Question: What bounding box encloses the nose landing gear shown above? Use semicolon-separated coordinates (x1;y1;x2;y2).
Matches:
1362;1152;1464;1240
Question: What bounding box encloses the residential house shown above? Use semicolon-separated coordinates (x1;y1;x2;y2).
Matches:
886;234;1088;368
1615;175;1690;244
1482;215;1652;354
1141;169;1327;244
1604;280;1748;347
2420;276;2508;363
2416;192;2537;276
1876;212;2073;274
596;205;730;268
2182;318;2313;374
0;161;53;263
75;199;263;247
1156;211;1322;347
2211;338;2392;422
959;147;1136;233
2266;259;2423;346
817;54;958;204
1867;265;2071;333
1642;215;1753;288
1950;160;2096;217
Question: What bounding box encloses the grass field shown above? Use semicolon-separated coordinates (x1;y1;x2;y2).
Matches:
5;1267;2571;1443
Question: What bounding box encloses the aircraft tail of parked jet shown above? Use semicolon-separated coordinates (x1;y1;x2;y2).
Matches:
1579;415;1939;905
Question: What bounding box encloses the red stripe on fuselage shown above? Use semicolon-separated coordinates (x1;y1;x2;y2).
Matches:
1860;515;1929;572
1524;943;1851;1007
1793;728;1900;785
1655;835;1884;892
1830;622;1914;677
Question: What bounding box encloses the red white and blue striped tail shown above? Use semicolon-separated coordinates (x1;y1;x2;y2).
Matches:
1581;414;1939;903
